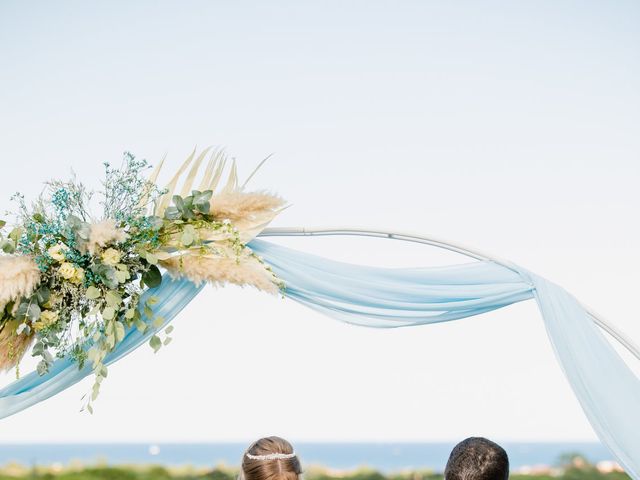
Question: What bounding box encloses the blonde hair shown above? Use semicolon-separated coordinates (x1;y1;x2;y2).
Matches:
241;437;302;480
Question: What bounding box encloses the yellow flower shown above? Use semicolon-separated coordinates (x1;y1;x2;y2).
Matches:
47;244;67;262
58;262;77;280
33;310;59;331
70;267;85;285
101;248;122;266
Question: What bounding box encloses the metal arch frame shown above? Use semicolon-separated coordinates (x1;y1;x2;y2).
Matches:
258;226;640;362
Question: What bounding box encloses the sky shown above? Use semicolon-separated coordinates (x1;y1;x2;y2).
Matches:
0;1;639;444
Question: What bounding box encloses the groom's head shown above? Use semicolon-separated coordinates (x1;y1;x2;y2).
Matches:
445;437;509;480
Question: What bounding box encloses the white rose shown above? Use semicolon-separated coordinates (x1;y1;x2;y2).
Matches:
58;262;77;280
34;310;59;331
101;248;122;266
47;244;67;262
71;267;85;285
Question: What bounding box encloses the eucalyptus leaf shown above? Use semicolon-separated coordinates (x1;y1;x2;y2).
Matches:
28;303;41;322
8;227;22;243
114;321;125;342
164;206;181;220
195;202;210;214
193;190;212;213
149;334;162;353
135;319;147;333
32;341;44;356
142;265;162;288
102;307;116;321
1;240;15;253
152;316;165;328
193;190;213;202
105;291;122;308
35;286;51;306
43;350;54;363
91;384;100;401
171;195;185;216
36;360;49;376
182;195;194;210
86;286;101;300
68;215;91;241
17;302;41;322
115;270;129;283
92;264;119;289
181;229;194;247
87;346;98;363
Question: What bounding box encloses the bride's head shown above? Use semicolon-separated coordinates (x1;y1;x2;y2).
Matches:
240;437;302;480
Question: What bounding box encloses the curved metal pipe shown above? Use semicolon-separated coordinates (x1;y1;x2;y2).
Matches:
258;226;640;363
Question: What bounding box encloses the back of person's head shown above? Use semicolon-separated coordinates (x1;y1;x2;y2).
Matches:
241;436;302;480
445;437;509;480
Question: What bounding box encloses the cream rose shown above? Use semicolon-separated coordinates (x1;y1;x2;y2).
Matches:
101;248;122;266
34;310;59;331
70;267;85;285
47;244;67;262
58;262;77;280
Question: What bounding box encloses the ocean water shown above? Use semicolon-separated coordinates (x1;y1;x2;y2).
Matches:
0;442;613;472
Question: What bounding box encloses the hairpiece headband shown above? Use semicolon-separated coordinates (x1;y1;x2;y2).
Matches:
246;452;297;461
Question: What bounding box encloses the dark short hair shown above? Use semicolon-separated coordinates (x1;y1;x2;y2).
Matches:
445;437;509;480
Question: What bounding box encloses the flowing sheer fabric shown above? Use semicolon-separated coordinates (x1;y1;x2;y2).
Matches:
526;272;640;478
250;240;640;478
0;277;203;418
0;239;638;478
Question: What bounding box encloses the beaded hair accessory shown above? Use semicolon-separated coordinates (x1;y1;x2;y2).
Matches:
245;452;297;461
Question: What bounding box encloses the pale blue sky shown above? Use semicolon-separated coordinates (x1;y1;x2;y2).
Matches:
0;1;639;443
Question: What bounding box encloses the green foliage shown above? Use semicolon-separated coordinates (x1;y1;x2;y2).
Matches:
143;265;162;288
164;190;213;221
0;463;631;480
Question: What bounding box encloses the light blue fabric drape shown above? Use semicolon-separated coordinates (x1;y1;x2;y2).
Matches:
526;272;640;478
249;240;640;479
0;238;638;478
0;277;203;418
249;240;535;327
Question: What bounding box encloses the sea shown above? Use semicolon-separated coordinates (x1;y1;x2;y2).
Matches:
0;442;614;472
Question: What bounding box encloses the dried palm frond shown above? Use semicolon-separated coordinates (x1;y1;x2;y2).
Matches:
151;147;286;241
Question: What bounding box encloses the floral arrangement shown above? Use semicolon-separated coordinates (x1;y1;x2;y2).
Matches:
0;148;285;411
